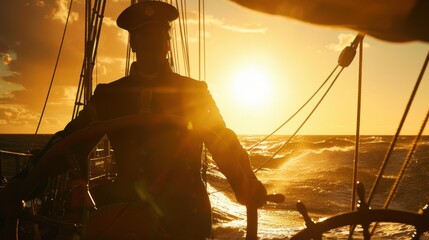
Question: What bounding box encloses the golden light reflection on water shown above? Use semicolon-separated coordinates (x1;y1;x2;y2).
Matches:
208;184;305;239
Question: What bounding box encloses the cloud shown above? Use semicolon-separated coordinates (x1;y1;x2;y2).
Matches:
117;29;129;45
2;53;12;65
327;33;370;51
184;11;266;34
103;17;117;27
36;0;46;7
0;106;63;133
0;107;40;125
50;0;79;23
0;0;133;132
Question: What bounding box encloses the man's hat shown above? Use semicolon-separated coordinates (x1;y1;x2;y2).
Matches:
117;1;179;31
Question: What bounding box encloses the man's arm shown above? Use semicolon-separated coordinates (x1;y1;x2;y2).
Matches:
195;82;267;207
204;128;267;207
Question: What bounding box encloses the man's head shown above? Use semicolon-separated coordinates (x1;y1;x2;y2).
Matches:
117;1;179;68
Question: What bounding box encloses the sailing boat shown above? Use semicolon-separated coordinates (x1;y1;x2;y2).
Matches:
1;0;429;239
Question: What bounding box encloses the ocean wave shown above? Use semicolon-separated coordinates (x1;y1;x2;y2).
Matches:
3;134;429;239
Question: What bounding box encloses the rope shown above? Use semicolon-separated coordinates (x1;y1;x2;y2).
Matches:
30;0;74;152
198;0;201;80
254;67;345;173
351;38;363;212
208;65;344;194
125;0;137;75
246;34;360;152
202;0;206;81
182;0;190;76
347;36;365;240
367;51;429;237
125;35;132;76
209;34;362;194
371;109;429;235
176;0;190;76
172;20;180;72
72;0;106;118
367;50;429;206
247;65;339;151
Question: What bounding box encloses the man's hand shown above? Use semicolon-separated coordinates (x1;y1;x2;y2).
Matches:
235;178;267;208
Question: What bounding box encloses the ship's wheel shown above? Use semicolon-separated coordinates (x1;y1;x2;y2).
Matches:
290;183;429;240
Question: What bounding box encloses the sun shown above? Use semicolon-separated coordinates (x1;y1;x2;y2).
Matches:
230;67;273;107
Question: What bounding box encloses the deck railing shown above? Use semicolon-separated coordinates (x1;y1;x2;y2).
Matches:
0;139;114;185
0;150;31;184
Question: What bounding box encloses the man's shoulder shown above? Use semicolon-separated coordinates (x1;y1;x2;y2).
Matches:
171;72;208;89
93;76;133;93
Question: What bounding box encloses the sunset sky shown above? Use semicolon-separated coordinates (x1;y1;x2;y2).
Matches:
1;0;428;135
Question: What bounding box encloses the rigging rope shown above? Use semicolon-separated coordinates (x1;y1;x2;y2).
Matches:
125;0;138;76
209;35;364;194
202;0;206;81
72;0;106;118
351;37;364;212
368;108;429;236
254;67;345;173
347;35;365;240
209;66;345;194
29;0;74;152
367;50;429;237
247;34;365;152
367;50;429;206
247;65;339;151
175;0;191;76
249;34;364;173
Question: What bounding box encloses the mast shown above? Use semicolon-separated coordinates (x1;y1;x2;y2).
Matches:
72;0;107;119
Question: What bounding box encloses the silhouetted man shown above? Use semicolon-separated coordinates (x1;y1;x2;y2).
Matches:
62;1;267;239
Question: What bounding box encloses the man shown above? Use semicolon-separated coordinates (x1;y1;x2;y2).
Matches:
227;0;429;42
62;1;267;239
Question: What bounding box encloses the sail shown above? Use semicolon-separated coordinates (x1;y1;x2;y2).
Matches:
227;0;429;42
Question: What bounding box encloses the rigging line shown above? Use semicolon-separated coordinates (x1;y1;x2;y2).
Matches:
125;38;131;76
179;0;191;76
176;0;189;76
89;0;107;98
84;0;93;104
351;38;363;212
29;0;74;152
168;0;178;72
72;63;85;118
125;0;138;75
172;21;180;72
198;0;201;80
203;0;206;81
73;0;89;118
254;67;345;173
172;1;179;72
166;0;174;70
367;50;429;206
247;65;340;152
73;0;106;117
208;65;344;195
347;37;365;240
182;0;191;76
368;108;429;237
247;34;365;151
369;51;429;237
197;0;207;81
73;0;90;118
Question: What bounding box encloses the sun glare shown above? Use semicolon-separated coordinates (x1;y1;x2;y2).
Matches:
230;67;273;107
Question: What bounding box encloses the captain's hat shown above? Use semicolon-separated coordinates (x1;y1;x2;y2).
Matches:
117;1;179;31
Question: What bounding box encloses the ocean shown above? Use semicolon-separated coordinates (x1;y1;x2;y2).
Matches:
1;134;429;239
